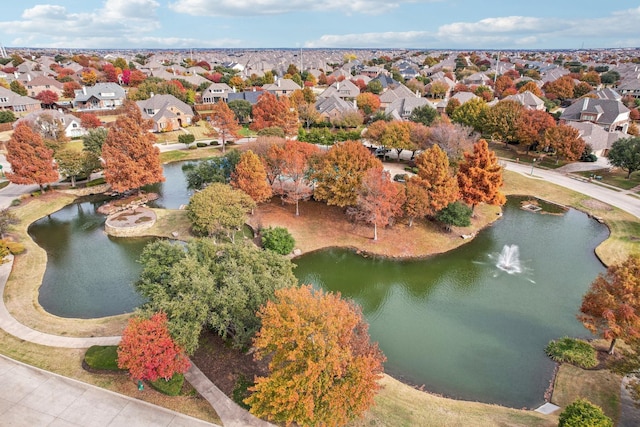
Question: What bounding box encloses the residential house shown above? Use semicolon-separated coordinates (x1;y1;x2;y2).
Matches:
560;98;630;133
566;121;625;157
385;97;434;121
591;88;622;101
503;91;545;111
136;94;194;132
315;95;358;122
263;78;302;97
318;80;361;100
72;83;126;110
0;86;42;114
617;79;640;99
379;84;420;109
15;109;87;139
23;75;64;98
361;66;384;78
227;90;263;105
202;83;233;104
370;74;400;91
463;72;492;86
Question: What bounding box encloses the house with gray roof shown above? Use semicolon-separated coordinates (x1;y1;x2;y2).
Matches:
263;78;301;97
379;84;420;108
566;121;625;157
319;80;360;100
560;98;630;133
385;97;433;121
227;90;263;105
72;83;126;110
202;83;233;104
315;95;358;122
503;91;545;111
0;86;42;115
136;94;194;132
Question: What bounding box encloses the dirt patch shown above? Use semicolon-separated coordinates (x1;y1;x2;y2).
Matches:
191;331;267;397
581;198;614;211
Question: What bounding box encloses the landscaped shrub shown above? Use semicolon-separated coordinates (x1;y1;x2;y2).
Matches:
232;374;253;409
178;134;195;145
261;226;295;255
545;337;598;369
257;126;285;138
84;345;122;371
86;177;106;187
558;398;612;427
196;142;208;147
150;373;184;396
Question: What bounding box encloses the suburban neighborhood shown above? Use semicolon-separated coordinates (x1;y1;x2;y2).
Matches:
1;25;640;427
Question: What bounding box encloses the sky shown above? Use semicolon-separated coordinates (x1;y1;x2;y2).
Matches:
0;0;639;50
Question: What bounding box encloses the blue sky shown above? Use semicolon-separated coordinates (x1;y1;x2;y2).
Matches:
0;0;639;50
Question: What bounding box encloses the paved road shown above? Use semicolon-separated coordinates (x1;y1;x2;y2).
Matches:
503;160;640;219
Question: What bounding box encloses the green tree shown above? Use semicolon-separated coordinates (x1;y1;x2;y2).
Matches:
136;239;297;352
82;127;108;157
9;80;27;96
261;226;295;255
451;98;488;131
480;100;524;144
558;399;612;427
409;104;439;126
436;201;473;232
55;149;100;187
366;80;383;94
607;136;640;179
186;183;255;243
227;99;252;123
246;285;385;427
182;150;241;189
0;110;16;124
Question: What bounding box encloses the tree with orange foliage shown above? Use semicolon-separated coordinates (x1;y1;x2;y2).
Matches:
457;139;506;210
515;110;556;152
231;150;272;207
210;101;241;153
117;312;191;382
364;120;387;145
6;122;58;193
80;112;102;129
81;69;98;86
62;81;82;99
246;285;385;426
356;92;381;116
250;92;299;137
313;140;382;207
543;123;586;161
518;81;543;97
413;144;459;216
542;75;575;100
102;101;164;193
260;138;287;187
348;167;405;240
275;140;321;216
494;75;515;99
404;178;430;227
128;69;147;87
579;255;640;354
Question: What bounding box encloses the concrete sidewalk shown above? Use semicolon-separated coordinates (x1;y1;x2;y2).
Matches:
0;354;219;427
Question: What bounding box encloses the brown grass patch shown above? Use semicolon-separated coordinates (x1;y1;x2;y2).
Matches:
249;199;502;258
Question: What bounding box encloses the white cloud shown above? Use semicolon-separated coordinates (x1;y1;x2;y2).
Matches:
169;0;439;16
4;1;164;47
305;7;640;49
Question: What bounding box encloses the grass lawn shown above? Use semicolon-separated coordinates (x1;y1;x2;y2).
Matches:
159;145;223;163
575;169;640;190
350;374;555;427
489;142;569;169
239;125;256;137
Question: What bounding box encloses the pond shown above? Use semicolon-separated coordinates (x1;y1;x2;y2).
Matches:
29;162;193;318
293;197;608;408
29;161;608;408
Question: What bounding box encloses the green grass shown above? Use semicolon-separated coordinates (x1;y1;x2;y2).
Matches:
0;180;9;190
489;142;568;169
575;169;640;190
84;345;123;371
239;125;256;137
545;338;598;369
232;374;253;409
159;146;222;163
150;373;185;396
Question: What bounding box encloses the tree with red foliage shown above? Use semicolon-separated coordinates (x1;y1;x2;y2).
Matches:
128;69;147;87
250;92;298;137
246;285;385;427
543;123;586;161
275;140;321;216
35;90;59;108
5;122;58;193
102;63;118;83
457;139;506;210
63;81;82;99
515;110;556;152
231;150;272;206
579;255;640;354
117;312;191;382
348;167;405;241
210;101;241;153
80;112;102;129
102;101;164;193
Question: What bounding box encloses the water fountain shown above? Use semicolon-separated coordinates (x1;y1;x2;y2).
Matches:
496;244;522;274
